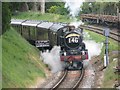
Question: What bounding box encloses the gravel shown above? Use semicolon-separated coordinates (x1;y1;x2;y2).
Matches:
78;61;95;88
58;71;80;88
39;71;63;88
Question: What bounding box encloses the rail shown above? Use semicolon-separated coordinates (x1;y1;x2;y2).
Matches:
72;69;85;89
80;25;120;42
51;70;68;90
51;69;84;89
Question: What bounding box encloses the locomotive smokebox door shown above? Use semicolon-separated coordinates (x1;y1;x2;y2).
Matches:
64;32;81;49
103;28;110;37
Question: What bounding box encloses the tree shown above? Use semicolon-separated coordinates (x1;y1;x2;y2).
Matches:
31;2;37;12
40;0;45;14
2;2;11;34
19;2;29;12
10;2;29;14
81;2;92;14
45;2;65;12
80;2;118;15
47;2;68;15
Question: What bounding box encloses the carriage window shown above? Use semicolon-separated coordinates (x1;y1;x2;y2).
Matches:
30;27;36;40
37;29;48;40
22;26;29;39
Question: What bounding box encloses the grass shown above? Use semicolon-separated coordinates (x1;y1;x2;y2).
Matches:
12;12;72;23
0;35;2;89
84;30;119;88
2;28;46;88
102;56;118;88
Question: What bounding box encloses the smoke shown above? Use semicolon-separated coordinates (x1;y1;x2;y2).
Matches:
69;20;84;28
83;40;103;60
63;0;85;28
83;31;103;60
82;31;103;68
64;0;85;18
83;31;92;40
41;46;63;73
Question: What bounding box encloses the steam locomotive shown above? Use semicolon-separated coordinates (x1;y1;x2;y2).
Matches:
11;19;88;70
59;26;88;70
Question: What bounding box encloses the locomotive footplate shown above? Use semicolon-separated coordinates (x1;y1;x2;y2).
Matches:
35;40;50;47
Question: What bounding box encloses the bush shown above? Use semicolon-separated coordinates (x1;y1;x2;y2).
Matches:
48;6;58;13
48;5;68;15
2;2;11;34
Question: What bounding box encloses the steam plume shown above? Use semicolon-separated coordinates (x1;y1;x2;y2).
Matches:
64;0;85;18
41;46;63;73
63;0;85;28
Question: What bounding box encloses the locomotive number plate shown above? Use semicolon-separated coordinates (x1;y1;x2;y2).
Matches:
65;33;80;49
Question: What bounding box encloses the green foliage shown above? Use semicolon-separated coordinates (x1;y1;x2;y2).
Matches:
48;6;58;13
47;2;68;15
2;2;11;34
10;2;22;12
56;5;69;15
45;2;64;12
10;2;30;14
102;59;118;88
2;28;46;88
12;12;71;23
81;2;119;15
80;2;92;14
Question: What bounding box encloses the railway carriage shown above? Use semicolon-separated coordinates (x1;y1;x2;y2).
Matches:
21;20;42;44
36;21;54;49
11;19;26;34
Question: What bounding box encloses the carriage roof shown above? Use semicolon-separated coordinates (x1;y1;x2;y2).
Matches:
37;22;53;29
11;19;26;25
21;20;42;27
49;23;65;32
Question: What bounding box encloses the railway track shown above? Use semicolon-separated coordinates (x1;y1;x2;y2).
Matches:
51;70;68;89
51;69;84;89
80;25;120;42
72;69;84;89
